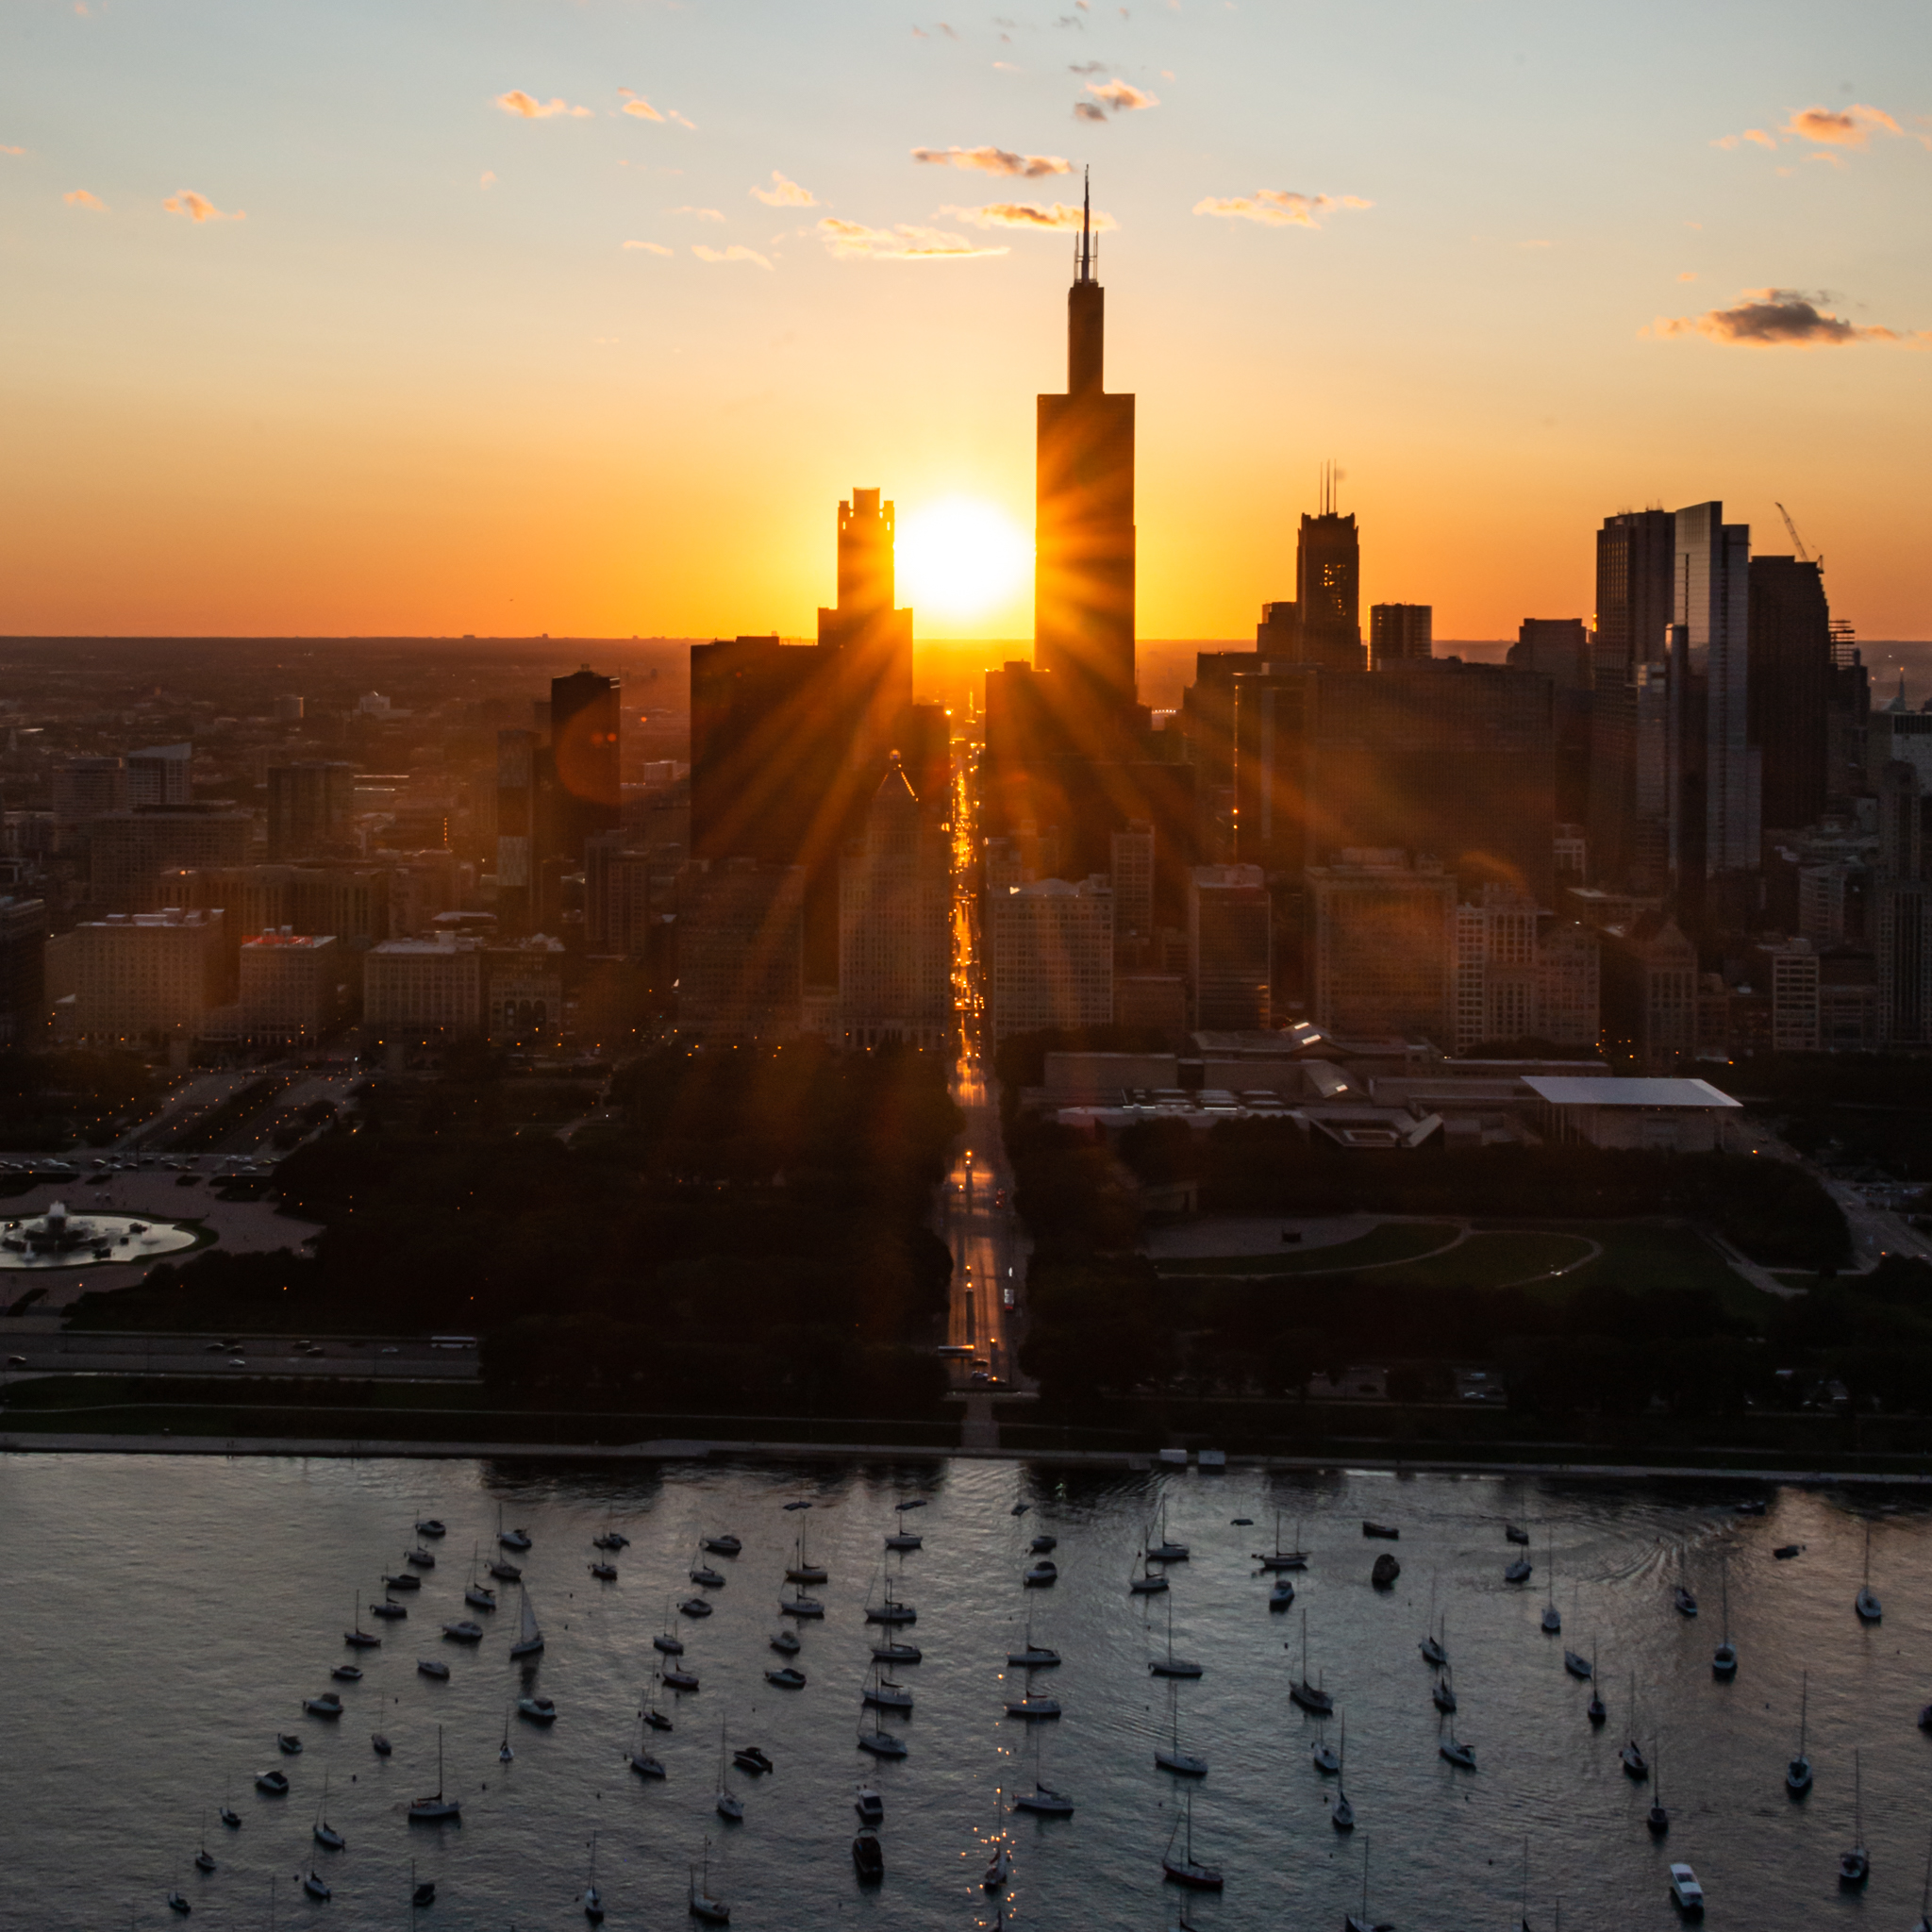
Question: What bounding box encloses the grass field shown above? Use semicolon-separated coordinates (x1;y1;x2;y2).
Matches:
1154;1222;1461;1275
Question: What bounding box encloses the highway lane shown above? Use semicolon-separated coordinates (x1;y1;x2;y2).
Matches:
941;1045;1029;1390
0;1332;479;1382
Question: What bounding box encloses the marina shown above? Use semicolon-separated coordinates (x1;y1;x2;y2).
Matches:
4;1452;1930;1927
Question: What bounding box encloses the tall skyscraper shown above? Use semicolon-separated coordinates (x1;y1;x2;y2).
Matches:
1187;863;1272;1030
1293;467;1363;672
1589;508;1677;886
1675;501;1757;878
1369;604;1431;670
548;666;622;865
1035;181;1136;735
818;487;914;765
1748;555;1831;832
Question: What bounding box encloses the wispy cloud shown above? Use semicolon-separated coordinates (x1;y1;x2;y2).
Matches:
1083;76;1158;110
945;199;1117;231
672;206;724;221
164;190;243;223
1069;59;1106;74
479;170;496;189
494;90;593;120
1193;188;1371;227
750;170;816;208
1786;103;1917;147
63;188;107;210
623;240;674;255
618;90;663;122
2;144;25;157
817;216;1008;260
911;144;1071;177
1647;288;1926;347
1715;103;1926;155
693;242;772;268
1074;102;1106;123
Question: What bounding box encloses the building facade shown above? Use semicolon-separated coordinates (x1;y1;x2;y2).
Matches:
1187;863;1271;1030
72;908;225;1045
987;876;1114;1043
836;765;952;1051
1306;851;1456;1042
363;937;484;1036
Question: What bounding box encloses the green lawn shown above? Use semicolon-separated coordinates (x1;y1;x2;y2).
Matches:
1154;1221;1461;1275
1357;1229;1595;1289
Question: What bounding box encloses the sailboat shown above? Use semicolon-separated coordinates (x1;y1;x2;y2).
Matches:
1647;1740;1670;1836
1331;1718;1356;1830
1130;1549;1170;1594
1856;1521;1883;1622
1839;1749;1870;1886
865;1564;917;1625
689;1836;730;1924
218;1780;241;1831
166;1866;191;1914
1154;1676;1208;1775
1420;1579;1448;1667
497;1504;532;1552
1345;1836;1392;1932
1312;1720;1341;1774
1787;1672;1813;1795
1541;1533;1561;1634
1432;1665;1457;1715
1149;1592;1203;1678
1619;1675;1649;1779
656;1602;685;1655
407;1725;461;1821
982;1789;1011;1890
312;1773;345;1850
1713;1551;1738;1676
715;1715;744;1822
582;1830;606;1922
343;1591;380;1649
1149;1502;1189;1563
628;1709;667;1778
1160;1790;1223;1890
1586;1646;1606;1724
858;1690;908;1758
1289;1608;1335;1715
786;1518;827;1586
1011;1722;1074;1816
1256;1512;1307;1571
1673;1548;1698;1617
1008;1596;1060;1669
193;1811;215;1874
499;1703;515;1763
864;1658;913;1711
1439;1709;1476;1770
509;1584;544;1658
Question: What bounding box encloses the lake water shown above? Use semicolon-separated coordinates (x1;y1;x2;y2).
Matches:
4;1453;1929;1931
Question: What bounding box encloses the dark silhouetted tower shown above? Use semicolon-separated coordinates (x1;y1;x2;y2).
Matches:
817;486;914;767
1035;176;1136;736
1749;555;1831;832
1294;466;1363;672
548;666;622;865
1590;509;1678;887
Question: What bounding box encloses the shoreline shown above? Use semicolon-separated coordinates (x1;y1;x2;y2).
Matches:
5;1427;1931;1488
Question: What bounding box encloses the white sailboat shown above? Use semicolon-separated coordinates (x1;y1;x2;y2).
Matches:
981;1789;1010;1890
1713;1551;1738;1676
1541;1533;1561;1634
509;1584;544;1658
1332;1717;1357;1830
1839;1748;1870;1886
1289;1607;1334;1715
1256;1511;1307;1572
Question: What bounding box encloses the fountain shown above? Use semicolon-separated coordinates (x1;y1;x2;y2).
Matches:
0;1199;198;1271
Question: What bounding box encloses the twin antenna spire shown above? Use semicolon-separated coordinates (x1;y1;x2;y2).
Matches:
1074;167;1096;284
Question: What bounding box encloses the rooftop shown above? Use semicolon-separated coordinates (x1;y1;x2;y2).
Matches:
1524;1075;1740;1110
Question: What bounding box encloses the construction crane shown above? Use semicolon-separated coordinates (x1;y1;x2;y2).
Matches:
1774;501;1819;567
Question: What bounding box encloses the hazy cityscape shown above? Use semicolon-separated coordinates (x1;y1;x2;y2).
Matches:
6;0;1932;1925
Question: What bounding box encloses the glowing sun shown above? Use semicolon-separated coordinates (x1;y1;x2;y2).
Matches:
895;497;1029;618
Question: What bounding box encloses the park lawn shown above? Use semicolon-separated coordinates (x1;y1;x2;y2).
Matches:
1355;1228;1595;1290
1153;1221;1461;1276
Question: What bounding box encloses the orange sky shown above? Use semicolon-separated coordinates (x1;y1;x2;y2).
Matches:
3;0;1927;644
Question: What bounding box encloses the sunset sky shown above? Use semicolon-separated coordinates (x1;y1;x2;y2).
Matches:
3;0;1928;648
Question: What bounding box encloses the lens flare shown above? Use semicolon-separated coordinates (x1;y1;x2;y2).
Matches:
894;497;1029;619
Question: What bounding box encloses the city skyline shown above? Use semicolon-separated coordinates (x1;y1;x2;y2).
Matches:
4;0;1929;642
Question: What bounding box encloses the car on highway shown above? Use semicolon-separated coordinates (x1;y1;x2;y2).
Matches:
936;1344;973;1359
1002;1288;1017;1309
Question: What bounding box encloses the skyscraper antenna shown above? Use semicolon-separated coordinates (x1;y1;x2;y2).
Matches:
1078;166;1092;284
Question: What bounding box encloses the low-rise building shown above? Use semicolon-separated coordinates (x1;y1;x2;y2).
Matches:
238;931;341;1045
485;936;566;1051
71;908;225;1046
364;935;483;1037
1524;1074;1740;1153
